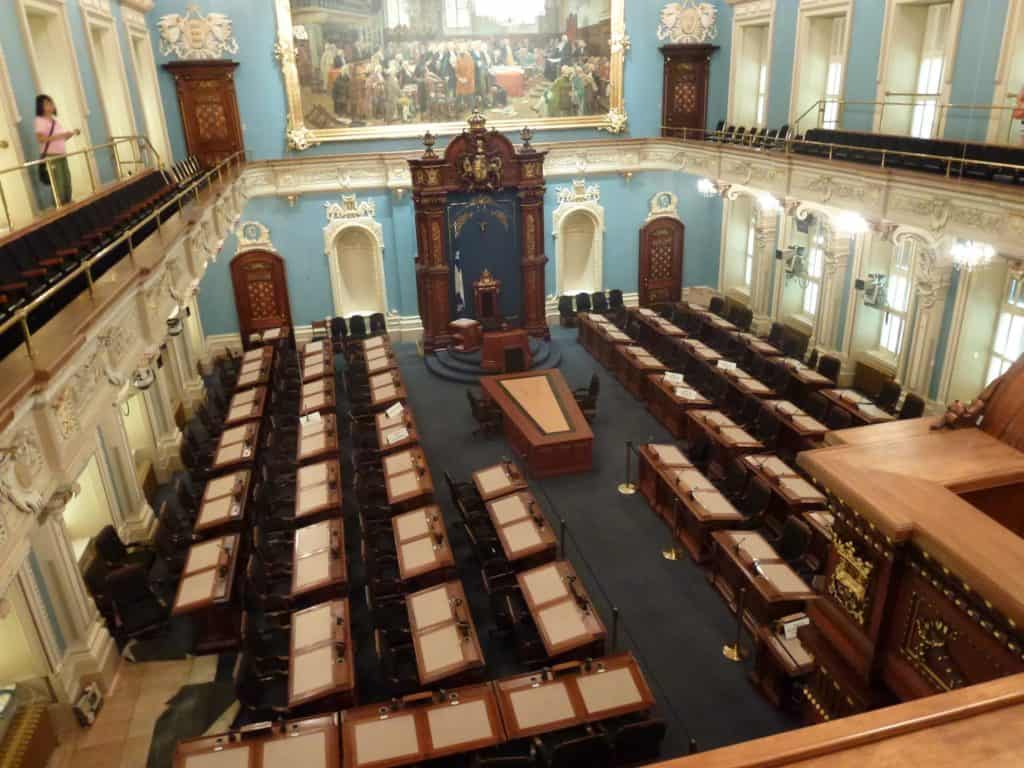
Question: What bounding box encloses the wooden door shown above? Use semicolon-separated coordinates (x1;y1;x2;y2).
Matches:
638;217;684;307
660;44;718;138
230;250;292;346
164;61;243;168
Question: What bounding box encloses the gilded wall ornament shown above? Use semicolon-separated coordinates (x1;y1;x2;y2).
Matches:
158;5;239;60
657;1;718;44
828;538;874;627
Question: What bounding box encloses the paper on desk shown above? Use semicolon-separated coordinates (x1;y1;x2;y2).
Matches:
385;401;405;420
386;427;410;445
663;371;683;384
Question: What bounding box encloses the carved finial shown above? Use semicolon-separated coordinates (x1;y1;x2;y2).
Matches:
520;125;534;151
422;131;436;159
467;109;486;133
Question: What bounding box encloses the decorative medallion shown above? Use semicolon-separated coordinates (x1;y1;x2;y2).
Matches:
828;538;874;627
158;5;239;60
458;114;504;192
657;1;718;44
647;191;680;221
235;221;276;254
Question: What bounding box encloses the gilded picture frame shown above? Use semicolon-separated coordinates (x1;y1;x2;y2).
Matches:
273;0;628;149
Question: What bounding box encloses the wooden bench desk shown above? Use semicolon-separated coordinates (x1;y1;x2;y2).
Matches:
194;469;250;536
687;409;765;476
517;560;606;660
291;519;348;604
297;414;339;465
646;373;713;438
376;406;419;454
383;447;434;511
172;534;242;652
224;386;267;426
212;423;259;473
473;460;528;501
821;388;896;426
289;599;355;712
485;490;558;568
295;460;343;523
392;505;455;587
405;580;485;686
174;715;340;768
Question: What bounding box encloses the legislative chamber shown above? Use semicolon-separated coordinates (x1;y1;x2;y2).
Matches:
2;2;1024;768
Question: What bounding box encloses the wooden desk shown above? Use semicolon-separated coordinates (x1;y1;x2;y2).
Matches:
517;561;606;660
194;470;250;536
637;444;744;561
743;453;826;507
473;461;528;501
241;345;273;367
752;617;816;709
212;423;259;473
297;414;339;465
289;600;355;712
821;388;896;426
300;384;336;417
588;321;632;368
822;415;934;447
365;352;398;375
778;358;834;402
710;531;817;631
479;370;594;477
615;345;668;399
249;324;291;348
764;400;828;449
714;362;776;399
449;318;483;352
235;359;271;390
340;683;503;768
174;715;340;768
376;407;418;454
295;460;343;522
224;386;267;426
495;653;654;740
303;339;329;357
173;534;241;653
405;580;485;686
291;519;348;603
383;448;435;511
687;409;765;476
677;337;722;365
370;378;407;411
359;335;390;353
481;329;532;373
733;331;783;358
392;506;455;587
485;491;557;568
647;373;712;438
303;350;333;383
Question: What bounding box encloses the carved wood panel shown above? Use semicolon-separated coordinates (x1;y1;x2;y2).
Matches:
638;216;684;306
230;250;292;346
660;45;718;138
164;61;244;168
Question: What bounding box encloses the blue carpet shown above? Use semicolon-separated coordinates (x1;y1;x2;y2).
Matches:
394;326;798;758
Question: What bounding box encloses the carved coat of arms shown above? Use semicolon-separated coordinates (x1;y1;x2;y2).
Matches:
159;5;239;60
459;136;503;192
657;1;718;44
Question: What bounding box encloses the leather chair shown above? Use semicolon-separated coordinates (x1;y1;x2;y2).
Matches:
899;393;925;420
467;389;502;436
591;291;609;314
755;409;783;451
611;718;667;766
374;628;420;697
558;295;576;327
708;296;726;316
805;392;830;423
766;322;784;348
106;564;168;640
234;652;290;721
686;430;712;471
573;374;599;420
348;314;368;339
774;516;816;575
806;348;819;371
875;379;902;413
95;525;155;571
535;729;611;768
825;406;853;431
330;316;348;353
721;458;750;502
739;477;772;527
817;354;841;384
575;292;592;314
369;312;387;335
608;289;624;312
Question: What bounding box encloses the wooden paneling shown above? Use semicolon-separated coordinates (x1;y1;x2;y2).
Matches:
660;45;718;138
638;216;684;306
229;250;292;346
164;61;244;168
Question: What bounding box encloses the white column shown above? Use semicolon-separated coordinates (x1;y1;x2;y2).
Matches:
103;404;155;540
144;366;182;483
811;228;851;352
900;252;953;398
750;208;778;333
837;230;871;382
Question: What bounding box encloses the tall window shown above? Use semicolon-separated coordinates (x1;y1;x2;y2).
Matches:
444;0;471;29
802;237;824;316
822;17;845;129
911;4;950;139
755;62;768;125
988;274;1024;384
879;244;913;356
744;214;756;287
385;0;410;27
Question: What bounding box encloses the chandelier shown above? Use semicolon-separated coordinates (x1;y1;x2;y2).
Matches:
950;240;995;273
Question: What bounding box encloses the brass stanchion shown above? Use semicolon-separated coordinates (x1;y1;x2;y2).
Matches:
662;496;684;561
722;587;747;662
617;440;637;495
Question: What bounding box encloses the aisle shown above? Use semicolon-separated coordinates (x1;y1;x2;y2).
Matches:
393;326;797;759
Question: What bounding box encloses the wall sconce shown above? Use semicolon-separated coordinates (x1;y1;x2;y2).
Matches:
285;193;299;208
620;171;633;184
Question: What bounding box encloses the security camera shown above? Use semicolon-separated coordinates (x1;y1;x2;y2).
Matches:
167;316;184;336
131;368;155;391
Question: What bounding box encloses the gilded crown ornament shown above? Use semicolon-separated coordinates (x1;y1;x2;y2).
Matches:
520;126;534;151
422;131;437;159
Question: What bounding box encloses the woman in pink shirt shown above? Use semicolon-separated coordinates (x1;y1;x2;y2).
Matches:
34;94;80;206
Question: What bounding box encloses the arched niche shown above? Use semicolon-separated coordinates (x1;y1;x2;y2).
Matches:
552;180;604;297
323;194;388;318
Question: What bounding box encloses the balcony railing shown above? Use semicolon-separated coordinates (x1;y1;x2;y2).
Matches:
1;150;245;359
793;95;1021;143
0;135;163;234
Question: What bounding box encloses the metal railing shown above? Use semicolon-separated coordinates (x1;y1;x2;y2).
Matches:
792;95;1022;143
1;150;245;359
661;125;1024;180
0;135;163;232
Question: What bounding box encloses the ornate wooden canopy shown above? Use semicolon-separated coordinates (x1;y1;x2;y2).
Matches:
408;113;548;352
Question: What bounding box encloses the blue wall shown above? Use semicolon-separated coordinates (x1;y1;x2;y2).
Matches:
945;0;1009;142
201;170;723;335
766;0;797;130
0;1;152;204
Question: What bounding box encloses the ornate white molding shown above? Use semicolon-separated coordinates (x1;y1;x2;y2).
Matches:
323;194;387;318
552;181;605;297
658;1;719;44
647;191;681;222
158;6;238;60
